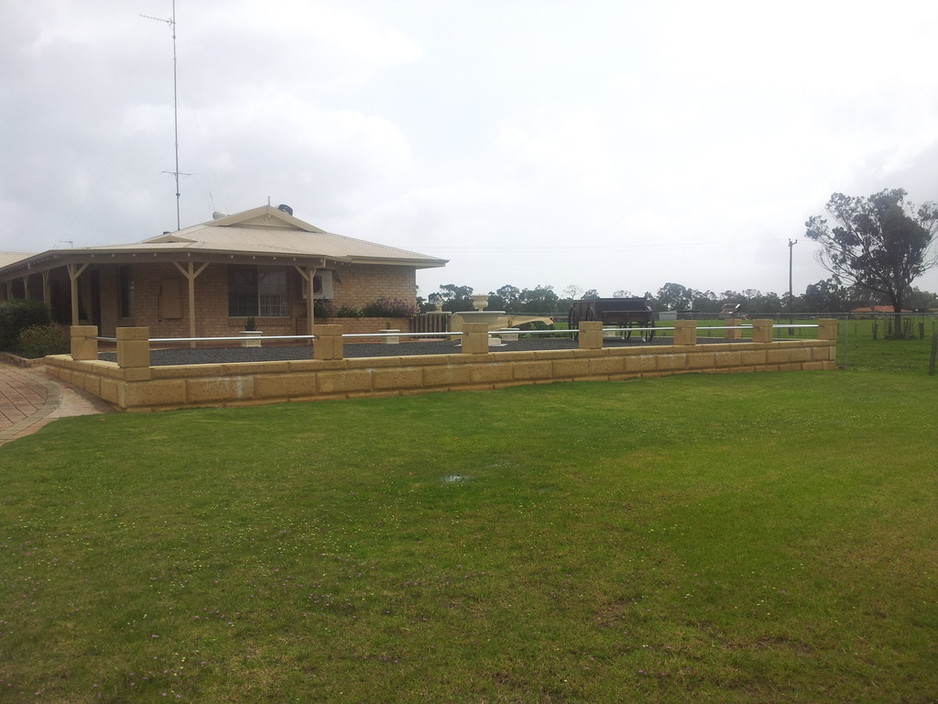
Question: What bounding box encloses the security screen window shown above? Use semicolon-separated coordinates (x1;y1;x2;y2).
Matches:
228;265;289;317
258;269;288;316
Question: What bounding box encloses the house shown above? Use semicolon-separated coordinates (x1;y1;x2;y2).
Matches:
850;306;905;314
0;204;446;338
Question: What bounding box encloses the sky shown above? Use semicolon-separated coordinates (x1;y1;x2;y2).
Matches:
3;0;938;301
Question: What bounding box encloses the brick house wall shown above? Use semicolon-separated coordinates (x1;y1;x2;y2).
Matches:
83;261;419;339
331;264;417;309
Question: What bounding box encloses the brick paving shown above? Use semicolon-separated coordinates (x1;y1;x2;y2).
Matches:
0;361;113;446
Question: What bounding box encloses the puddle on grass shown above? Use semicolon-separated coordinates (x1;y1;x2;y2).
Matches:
441;474;470;484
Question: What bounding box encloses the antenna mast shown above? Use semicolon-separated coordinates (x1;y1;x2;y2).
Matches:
143;1;186;231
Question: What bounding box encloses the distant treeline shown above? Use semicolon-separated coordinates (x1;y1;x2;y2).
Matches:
420;280;938;315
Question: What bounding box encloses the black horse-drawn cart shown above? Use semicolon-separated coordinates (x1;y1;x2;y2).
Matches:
568;297;655;341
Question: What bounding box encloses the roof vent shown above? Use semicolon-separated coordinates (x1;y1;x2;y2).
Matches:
212;211;228;220
277;203;294;216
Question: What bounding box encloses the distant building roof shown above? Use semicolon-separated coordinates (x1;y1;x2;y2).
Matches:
851;306;903;313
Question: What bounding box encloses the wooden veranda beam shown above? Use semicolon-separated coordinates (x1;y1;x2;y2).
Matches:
67;263;90;325
172;261;210;348
294;266;319;336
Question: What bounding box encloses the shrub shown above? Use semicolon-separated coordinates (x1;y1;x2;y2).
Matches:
518;320;553;331
0;299;51;351
313;300;335;319
314;299;418;319
332;306;364;318
17;324;68;358
314;301;364;318
362;298;418;318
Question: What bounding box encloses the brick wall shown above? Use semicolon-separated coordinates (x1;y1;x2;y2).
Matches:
78;261;420;339
332;264;417;309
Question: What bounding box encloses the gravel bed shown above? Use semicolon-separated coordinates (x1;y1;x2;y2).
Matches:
97;335;739;367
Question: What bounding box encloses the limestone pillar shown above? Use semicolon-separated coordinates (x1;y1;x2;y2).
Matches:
673;320;697;345
817;319;838;340
752;319;774;343
313;324;344;360
578;321;603;350
70;325;99;361
116;327;151;380
461;322;489;354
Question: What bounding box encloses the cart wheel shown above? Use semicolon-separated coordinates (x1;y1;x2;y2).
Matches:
641;321;655;342
623;321;633;340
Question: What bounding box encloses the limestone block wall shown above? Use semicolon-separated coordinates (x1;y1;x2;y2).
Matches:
45;322;838;413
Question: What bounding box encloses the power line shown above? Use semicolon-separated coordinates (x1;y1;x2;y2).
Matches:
395;238;782;253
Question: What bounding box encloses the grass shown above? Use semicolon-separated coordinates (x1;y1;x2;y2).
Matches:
1;334;937;702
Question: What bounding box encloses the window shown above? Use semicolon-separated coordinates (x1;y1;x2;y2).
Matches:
258;270;288;316
228;266;257;317
227;265;290;317
119;265;133;318
301;270;334;300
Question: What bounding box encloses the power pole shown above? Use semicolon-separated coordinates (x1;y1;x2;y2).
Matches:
788;238;798;335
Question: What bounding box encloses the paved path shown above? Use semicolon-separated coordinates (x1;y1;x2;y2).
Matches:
0;362;113;446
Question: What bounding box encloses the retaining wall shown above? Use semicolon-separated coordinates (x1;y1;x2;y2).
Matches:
43;320;838;412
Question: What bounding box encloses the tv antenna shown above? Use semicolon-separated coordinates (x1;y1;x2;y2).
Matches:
142;1;189;231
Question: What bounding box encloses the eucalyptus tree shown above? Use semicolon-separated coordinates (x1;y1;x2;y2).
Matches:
805;189;938;336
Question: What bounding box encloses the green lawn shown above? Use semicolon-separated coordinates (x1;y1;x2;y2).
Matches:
1;336;936;702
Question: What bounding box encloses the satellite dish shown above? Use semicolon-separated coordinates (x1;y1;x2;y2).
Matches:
277;203;294;216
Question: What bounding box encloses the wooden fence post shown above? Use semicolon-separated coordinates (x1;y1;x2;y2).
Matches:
930;333;937;376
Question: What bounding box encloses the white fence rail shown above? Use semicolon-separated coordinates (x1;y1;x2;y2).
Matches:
92;322;820;347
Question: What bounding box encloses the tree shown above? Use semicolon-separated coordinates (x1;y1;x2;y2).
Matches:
656;282;692;311
489;284;521;312
801;278;850;313
433;284;475;312
905;287;938;311
806;189;938;337
748;291;782;314
693;290;720;314
518;285;560;314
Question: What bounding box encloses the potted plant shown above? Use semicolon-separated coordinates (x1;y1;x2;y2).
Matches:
239;316;262;347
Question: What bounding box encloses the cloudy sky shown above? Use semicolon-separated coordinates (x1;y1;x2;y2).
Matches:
3;0;938;300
